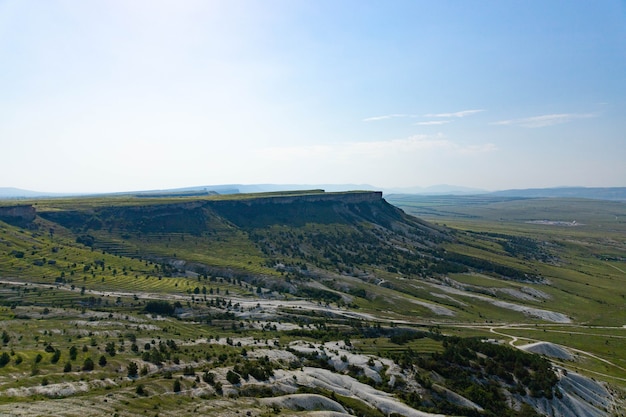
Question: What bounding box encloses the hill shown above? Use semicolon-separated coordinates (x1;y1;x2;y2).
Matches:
488;186;626;201
0;187;66;199
0;190;624;416
9;191;546;294
4;184;625;200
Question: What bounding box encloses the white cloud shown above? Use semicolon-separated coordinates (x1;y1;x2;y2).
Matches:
492;113;595;128
362;114;411;122
424;109;485;118
364;109;484;122
414;120;451;126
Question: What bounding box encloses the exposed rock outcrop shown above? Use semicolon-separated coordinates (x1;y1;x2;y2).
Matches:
0;204;36;225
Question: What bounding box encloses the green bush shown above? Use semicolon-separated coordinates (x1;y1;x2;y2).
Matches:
226;370;240;384
0;352;10;367
82;357;94;371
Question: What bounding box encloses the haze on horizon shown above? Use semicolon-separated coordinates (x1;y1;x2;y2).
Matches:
1;1;625;194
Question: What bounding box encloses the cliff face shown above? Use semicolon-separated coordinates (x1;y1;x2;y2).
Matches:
220;191;383;206
39;191;395;233
208;191;393;229
0;205;36;226
40;201;210;235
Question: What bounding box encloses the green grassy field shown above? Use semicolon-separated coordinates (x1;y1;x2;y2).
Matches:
387;194;626;382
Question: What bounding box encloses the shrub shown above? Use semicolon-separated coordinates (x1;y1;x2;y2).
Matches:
0;352;10;367
145;301;175;316
69;346;78;360
226;370;241;385
203;371;215;385
127;361;138;377
136;384;147;396
105;342;116;357
82;357;94;371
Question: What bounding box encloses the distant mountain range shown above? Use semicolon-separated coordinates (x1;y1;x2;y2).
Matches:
0;187;68;198
488;187;626;200
1;185;625;201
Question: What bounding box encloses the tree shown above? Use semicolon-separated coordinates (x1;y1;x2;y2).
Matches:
145;300;175;316
127;361;138;377
105;342;116;357
98;355;107;367
144;347;163;366
82;357;94;371
136;384;147;396
213;381;223;395
63;361;72;372
69;346;78;360
173;379;181;392
226;370;240;385
0;352;10;367
202;371;215;385
51;349;61;364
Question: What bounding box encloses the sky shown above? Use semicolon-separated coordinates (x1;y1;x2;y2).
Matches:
1;0;625;193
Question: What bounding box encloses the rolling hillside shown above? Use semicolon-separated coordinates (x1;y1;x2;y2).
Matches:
0;190;624;416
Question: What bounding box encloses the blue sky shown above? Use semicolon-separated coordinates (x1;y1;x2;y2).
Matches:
1;0;625;193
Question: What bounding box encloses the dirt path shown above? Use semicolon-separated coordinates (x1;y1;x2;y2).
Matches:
606;262;626;274
487;325;626;374
489;326;520;346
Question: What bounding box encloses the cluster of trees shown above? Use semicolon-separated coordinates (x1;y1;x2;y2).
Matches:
413;337;557;416
471;231;551;262
388;329;430;345
376;333;556;417
439;252;536;282
144;300;181;316
231;356;275;382
247;219;538;283
250;224;435;277
294;287;343;303
141;339;179;366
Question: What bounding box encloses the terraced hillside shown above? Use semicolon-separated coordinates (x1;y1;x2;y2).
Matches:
0;190;624;416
